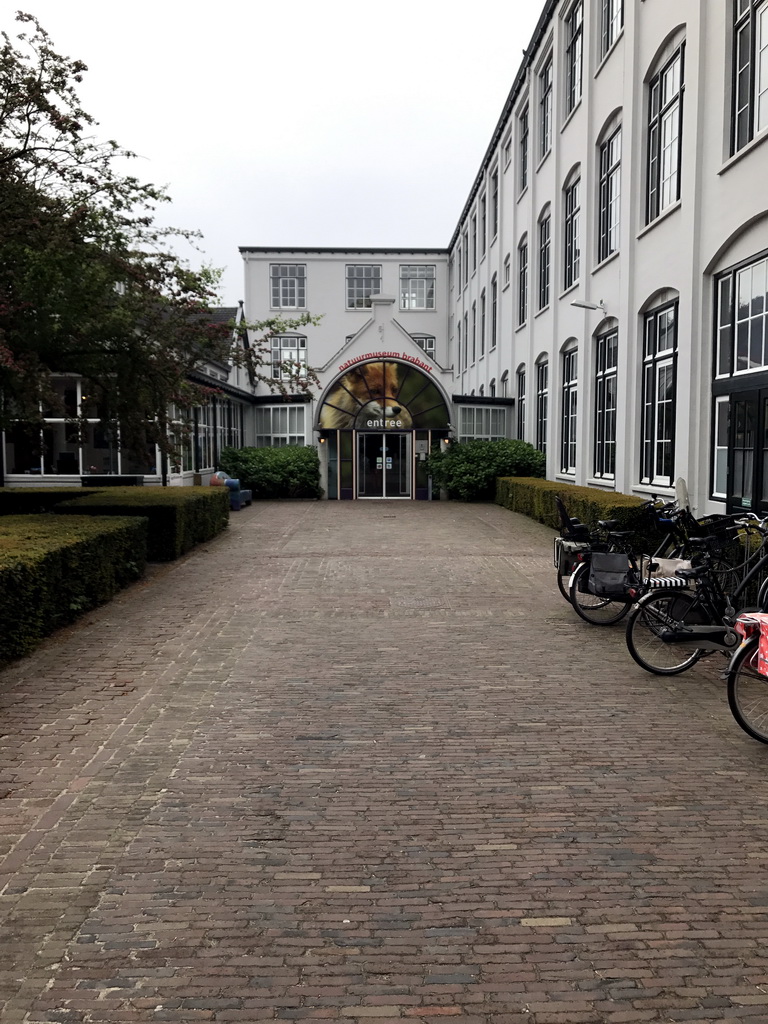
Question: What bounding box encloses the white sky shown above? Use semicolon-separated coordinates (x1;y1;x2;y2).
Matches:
6;1;542;306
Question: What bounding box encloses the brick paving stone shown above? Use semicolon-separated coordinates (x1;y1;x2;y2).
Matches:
2;501;768;1023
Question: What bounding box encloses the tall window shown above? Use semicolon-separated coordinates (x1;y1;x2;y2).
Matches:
564;175;581;289
271;335;308;380
491;168;499;238
471;214;478;271
641;302;678;486
536;359;549;453
517;367;526;440
472;302;477;364
715;250;768;376
538;212;551;310
463;313;468;368
480;194;487;255
500;370;509;398
601;0;624;58
518;104;529;193
400;265;436;310
346;265;381;308
647;45;684;223
480;290;486;357
270;264;306;309
463;231;469;285
561;348;578;474
491;275;498;349
598;126;621;262
457;321;462;372
565;2;584;117
517;238;528;327
539;54;553;159
456;247;462;292
594;330;618;478
733;0;768;152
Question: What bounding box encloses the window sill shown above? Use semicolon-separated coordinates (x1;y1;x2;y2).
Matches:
586;478;616;490
535;304;551;318
637;199;681;240
593;249;620;273
555;474;577;483
517;185;529;204
515;321;528;334
536;150;551;174
559;282;579;302
634;484;674;498
719;127;768;175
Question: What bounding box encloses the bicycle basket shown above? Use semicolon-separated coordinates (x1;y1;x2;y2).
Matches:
588;552;633;598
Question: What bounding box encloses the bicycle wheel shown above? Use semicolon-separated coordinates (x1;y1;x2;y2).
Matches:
727;635;768;744
625;590;705;675
568;560;631;625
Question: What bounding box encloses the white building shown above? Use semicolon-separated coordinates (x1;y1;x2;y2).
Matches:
6;0;767;512
241;0;768;512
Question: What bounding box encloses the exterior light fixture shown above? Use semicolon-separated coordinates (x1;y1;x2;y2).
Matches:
570;299;607;313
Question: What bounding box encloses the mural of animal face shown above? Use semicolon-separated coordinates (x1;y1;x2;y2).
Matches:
319;362;413;429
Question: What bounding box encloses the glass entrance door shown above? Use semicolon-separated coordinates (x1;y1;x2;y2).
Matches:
357;433;411;498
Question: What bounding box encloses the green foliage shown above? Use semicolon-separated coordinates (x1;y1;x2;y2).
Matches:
426;439;546;502
54;486;229;561
495;477;666;549
0;514;147;665
220;445;322;499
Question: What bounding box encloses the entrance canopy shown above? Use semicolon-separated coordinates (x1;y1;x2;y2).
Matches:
318;359;450;431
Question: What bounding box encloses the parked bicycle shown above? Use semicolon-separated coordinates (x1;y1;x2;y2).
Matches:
725;612;768;744
624;517;768;675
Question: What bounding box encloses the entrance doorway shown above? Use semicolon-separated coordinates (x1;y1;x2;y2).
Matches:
357;433;411;498
727;390;768;515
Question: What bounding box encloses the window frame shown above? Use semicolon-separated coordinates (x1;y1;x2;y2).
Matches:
517;366;526;441
594;328;618;479
346;265;382;309
538;211;551;310
539;53;554;161
598;125;622;263
560;347;578;475
536;359;549;453
270;264;306;310
399;264;436;311
640;300;679;487
271;334;308;381
563;174;581;290
564;0;584;118
646;44;685;224
600;0;624;59
517;237;529;327
733;0;768;153
518;103;529;194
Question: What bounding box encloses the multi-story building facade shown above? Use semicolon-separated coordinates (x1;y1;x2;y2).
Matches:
6;1;766;512
242;0;768;512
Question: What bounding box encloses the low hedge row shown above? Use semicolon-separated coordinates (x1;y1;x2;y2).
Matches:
495;477;669;550
54;486;230;561
0;514;147;665
427;440;546;501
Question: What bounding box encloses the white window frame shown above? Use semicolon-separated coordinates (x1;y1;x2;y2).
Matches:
346;265;382;309
271;334;308;381
270;264;306;310
399;265;436;310
254;405;307;447
560;346;578;475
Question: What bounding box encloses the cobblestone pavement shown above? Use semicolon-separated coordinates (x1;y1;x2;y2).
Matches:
1;500;768;1024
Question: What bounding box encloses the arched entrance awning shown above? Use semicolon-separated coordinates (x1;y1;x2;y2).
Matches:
318;359;450;431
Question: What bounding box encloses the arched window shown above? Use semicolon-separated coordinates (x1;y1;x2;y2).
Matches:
560;341;578;474
517;235;529;326
563;166;581;289
537;205;551;310
594;323;619;479
597;113;622;262
535;356;549;453
646;31;685;223
516;364;526;440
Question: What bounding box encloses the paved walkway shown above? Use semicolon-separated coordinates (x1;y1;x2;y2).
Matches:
1;501;768;1024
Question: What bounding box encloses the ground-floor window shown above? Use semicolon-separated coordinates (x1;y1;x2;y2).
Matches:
560;348;578;474
536;360;548;454
641;301;678;487
594;329;618;479
712;395;729;499
457;406;507;441
255;405;307;446
516;367;526;440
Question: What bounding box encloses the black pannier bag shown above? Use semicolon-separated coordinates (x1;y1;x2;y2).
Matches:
588;552;633;598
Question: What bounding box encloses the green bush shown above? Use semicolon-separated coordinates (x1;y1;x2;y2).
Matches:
219;445;322;499
427;439;546;501
495;477;670;550
0;487;102;515
0;514;147;665
55;486;229;561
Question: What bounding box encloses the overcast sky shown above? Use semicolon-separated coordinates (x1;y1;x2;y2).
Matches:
7;1;542;306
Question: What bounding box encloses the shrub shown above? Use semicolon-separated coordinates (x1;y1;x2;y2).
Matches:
427;439;546;502
0;514;147;665
55;486;229;561
219;445;322;499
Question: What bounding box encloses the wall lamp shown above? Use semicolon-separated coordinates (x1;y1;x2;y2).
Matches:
571;299;607;313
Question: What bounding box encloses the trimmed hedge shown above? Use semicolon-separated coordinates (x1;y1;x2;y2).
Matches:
495;477;668;549
0;487;102;515
427;440;546;501
0;514;147;665
55;486;229;561
219;445;322;499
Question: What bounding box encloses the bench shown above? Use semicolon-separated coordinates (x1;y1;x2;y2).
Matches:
210;471;252;510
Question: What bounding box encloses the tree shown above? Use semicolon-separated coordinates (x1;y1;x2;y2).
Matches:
0;12;318;477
